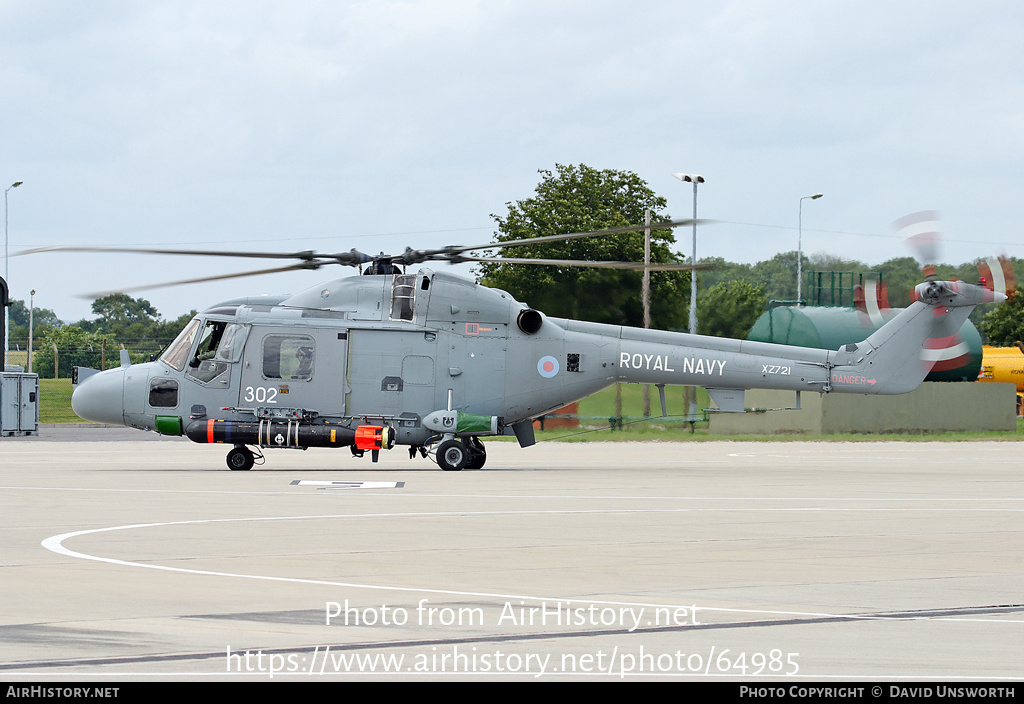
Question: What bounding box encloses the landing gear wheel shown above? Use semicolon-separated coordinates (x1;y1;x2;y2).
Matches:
436;439;469;472
226;445;255;471
465;436;486;470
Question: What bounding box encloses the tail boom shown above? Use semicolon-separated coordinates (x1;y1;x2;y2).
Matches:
535;280;993;416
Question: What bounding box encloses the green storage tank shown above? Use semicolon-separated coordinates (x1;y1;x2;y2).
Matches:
747;305;982;382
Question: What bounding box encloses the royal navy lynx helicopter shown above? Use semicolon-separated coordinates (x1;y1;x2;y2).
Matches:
26;220;1011;471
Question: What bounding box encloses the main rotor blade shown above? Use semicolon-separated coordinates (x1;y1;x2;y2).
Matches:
459;255;706;271
80;262;322;299
15;245;321;260
443;218;711;255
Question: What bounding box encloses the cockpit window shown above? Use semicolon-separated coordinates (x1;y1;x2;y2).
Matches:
161;318;200;371
389;274;416;322
187;321;247;384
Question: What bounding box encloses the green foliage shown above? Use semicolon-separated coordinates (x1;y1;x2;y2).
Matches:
874;257;922;308
7;298;61;350
980;293;1024;346
32;325;107;378
90;293;158;326
26;292;196;377
8;298;61;328
702;251;858;303
697;280;768;338
81;293;163;354
699;252;1017;343
78;296;194;359
478;164;690;329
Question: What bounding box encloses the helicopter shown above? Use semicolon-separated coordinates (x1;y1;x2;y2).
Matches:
23;220;1011;471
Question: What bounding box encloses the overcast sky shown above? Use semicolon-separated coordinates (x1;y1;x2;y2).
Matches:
3;0;1023;323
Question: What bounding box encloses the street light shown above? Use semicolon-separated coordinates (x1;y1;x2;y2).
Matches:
672;173;704;335
797;193;823;305
4;180;23;368
28;289;35;374
673;173;704;421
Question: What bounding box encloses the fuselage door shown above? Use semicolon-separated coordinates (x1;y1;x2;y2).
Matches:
239;326;348;417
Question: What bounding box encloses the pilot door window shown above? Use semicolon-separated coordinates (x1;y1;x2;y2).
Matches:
186;321;246;384
262;335;315;380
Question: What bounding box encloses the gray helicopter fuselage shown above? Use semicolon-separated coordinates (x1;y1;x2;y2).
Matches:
70;268;993;466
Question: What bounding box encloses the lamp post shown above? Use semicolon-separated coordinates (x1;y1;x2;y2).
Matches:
672;173;704;335
4;180;23;368
28;289;35;374
797;193;822;305
673;173;704;421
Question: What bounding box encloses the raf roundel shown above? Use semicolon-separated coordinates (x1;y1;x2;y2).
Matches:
537;355;560;378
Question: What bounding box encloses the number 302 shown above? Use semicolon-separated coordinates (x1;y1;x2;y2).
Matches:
244;386;278;404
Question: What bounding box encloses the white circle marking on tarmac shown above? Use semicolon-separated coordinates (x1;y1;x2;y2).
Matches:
40;508;1024;625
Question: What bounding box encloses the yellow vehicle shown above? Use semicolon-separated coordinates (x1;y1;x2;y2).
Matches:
977;344;1024;415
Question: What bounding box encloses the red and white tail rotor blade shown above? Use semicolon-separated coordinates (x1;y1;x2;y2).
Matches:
978;255;1016;302
896;210;942;278
854;279;890;327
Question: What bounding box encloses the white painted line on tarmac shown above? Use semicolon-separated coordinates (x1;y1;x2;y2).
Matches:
290;480;406;489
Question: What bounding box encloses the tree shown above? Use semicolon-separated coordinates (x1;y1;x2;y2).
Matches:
697;256;755;291
89;293;158;330
807;253;869;272
874;256;923;309
8;298;61;329
77;293;190;358
477;164;690;329
750;251;804;303
32;325;106;378
697;280;767;339
980;293;1024;347
6;298;62;350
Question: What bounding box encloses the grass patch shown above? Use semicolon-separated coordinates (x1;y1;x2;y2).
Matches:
38;379;83;423
530;385;1024;442
575;382;710;421
7;350;28;369
530;421;1024;443
530;383;1024;443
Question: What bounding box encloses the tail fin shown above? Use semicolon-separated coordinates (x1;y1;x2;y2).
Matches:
834;280;999;395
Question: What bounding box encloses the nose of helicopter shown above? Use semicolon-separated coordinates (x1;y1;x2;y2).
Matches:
71;368;127;426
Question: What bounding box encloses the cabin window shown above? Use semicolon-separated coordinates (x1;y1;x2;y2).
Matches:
161;318;201;371
389;274;417;322
187;321;247;384
149;378;179;408
262;335;315;380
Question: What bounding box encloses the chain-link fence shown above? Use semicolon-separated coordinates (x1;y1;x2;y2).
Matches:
9;339;172;378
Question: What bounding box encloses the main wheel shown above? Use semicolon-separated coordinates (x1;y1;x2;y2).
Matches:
436;439;469;471
226;445;254;471
465;436;486;470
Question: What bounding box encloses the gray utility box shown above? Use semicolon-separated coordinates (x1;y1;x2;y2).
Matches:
1;368;40;436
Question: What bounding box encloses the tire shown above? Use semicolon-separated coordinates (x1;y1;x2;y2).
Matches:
436;439;468;471
465;437;486;470
226;446;254;471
